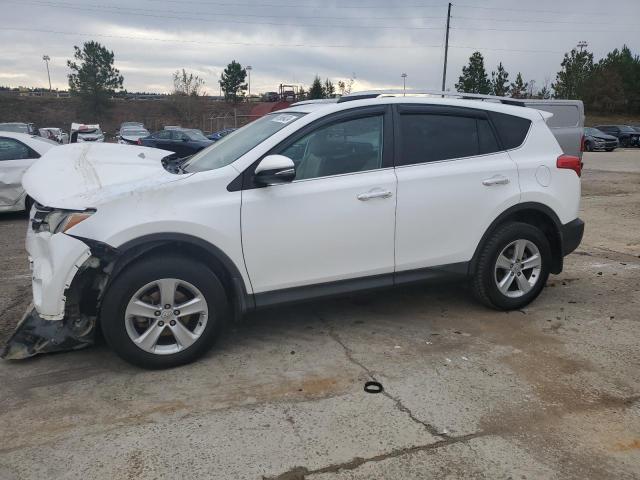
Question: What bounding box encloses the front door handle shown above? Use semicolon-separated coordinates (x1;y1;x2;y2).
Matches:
357;189;393;201
482;175;510;186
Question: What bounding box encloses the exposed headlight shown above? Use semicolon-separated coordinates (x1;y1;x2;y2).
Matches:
32;206;95;234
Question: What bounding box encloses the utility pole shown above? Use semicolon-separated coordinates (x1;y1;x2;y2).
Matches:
577;40;588;52
42;55;52;92
441;2;452;92
401;73;407;95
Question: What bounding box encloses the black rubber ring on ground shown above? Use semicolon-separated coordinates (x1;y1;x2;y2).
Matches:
364;381;384;394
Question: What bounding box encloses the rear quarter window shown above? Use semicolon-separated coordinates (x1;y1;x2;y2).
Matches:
488;111;532;150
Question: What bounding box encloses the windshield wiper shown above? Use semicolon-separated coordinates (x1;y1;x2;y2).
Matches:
162;154;192;174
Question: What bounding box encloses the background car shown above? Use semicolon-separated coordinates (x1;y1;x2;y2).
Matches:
118;127;150;145
0;132;58;212
0;123;37;135
593;125;639;147
119;121;144;133
39;127;69;144
583;127;618;152
262;92;279;102
207;128;236;141
140;128;213;157
70;123;105;143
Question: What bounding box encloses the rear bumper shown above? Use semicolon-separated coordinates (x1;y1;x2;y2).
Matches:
561;218;584;256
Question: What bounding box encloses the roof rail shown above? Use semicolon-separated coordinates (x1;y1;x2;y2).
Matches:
337;89;528;106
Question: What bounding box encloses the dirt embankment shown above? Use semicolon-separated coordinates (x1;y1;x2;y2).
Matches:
0;95;258;135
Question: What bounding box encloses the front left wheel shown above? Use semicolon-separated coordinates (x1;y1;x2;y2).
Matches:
101;255;229;368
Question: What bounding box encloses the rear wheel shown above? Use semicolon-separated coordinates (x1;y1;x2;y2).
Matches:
101;255;229;368
471;222;551;310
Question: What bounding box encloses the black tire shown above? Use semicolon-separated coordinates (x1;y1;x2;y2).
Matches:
471;222;552;310
584;141;593;152
101;255;229;369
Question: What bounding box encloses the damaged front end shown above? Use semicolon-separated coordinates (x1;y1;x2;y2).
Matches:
1;235;118;360
1;306;95;359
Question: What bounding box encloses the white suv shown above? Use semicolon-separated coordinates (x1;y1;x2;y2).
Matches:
3;94;584;368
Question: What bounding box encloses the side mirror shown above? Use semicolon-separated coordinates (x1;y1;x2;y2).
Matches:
254;155;296;186
182;137;189;142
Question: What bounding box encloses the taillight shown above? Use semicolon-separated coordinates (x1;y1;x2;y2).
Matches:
137;138;142;145
557;154;582;177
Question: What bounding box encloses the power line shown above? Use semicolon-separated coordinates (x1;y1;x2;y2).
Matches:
450;26;637;33
0;26;575;55
0;27;441;49
18;0;448;20
453;15;636;27
9;0;446;30
455;3;626;16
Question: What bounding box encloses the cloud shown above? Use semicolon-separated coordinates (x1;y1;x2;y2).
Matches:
0;0;638;93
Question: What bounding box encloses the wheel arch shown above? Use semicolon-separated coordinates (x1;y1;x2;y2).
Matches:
470;202;564;276
105;233;254;317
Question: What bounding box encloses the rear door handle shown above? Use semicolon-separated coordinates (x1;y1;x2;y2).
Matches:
357;189;393;201
482;175;510;186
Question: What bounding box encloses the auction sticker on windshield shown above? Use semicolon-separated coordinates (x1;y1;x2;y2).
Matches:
270;114;298;124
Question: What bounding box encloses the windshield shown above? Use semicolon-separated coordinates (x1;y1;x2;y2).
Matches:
183;112;306;172
121;129;149;137
184;129;208;141
620;126;636;133
0;123;29;133
79;128;102;135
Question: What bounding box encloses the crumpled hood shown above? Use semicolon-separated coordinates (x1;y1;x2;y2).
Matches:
22;143;189;209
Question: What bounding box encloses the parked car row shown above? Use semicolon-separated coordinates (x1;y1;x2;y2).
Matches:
591;124;640;149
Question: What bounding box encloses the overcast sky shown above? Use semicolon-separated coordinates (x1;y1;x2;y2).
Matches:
1;0;638;94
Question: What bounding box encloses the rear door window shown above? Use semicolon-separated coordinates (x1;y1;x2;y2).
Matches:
397;113;500;166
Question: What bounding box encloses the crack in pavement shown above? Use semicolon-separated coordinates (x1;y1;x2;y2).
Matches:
263;431;486;480
319;315;447;439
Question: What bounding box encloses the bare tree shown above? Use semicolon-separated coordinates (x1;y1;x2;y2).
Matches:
172;69;205;124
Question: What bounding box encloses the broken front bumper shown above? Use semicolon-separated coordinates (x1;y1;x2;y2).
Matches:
27;227;92;320
1;305;95;359
2;226;114;360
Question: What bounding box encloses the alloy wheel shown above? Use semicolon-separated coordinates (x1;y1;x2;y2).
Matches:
124;278;208;355
494;239;542;298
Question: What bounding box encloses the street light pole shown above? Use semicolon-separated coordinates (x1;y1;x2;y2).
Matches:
401;73;407;96
246;65;252;101
42;55;52;92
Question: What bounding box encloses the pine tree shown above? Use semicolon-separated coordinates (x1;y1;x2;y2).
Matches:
309;76;324;99
323;78;335;98
67;41;123;116
455;51;491;94
219;60;247;103
510;73;528;98
552;48;593;99
490;62;510;96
